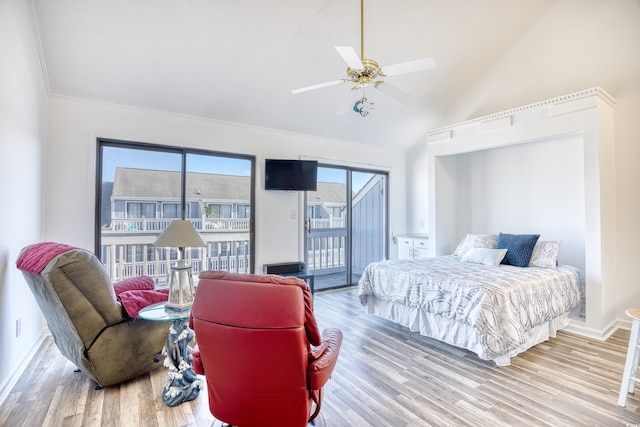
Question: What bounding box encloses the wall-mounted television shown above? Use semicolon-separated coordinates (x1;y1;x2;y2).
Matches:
265;159;318;191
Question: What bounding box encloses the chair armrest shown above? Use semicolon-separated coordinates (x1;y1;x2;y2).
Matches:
191;344;204;375
308;327;343;390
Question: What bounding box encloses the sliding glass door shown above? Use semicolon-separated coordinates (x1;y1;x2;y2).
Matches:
304;165;387;290
96;139;254;284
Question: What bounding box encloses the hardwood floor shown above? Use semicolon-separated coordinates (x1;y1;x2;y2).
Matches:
2;288;640;426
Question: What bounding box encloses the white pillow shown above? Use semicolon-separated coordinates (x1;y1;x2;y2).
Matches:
453;234;498;259
461;248;508;266
529;240;562;268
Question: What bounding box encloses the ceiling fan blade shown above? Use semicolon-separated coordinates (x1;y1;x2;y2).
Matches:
291;80;343;95
375;82;413;105
381;57;436;77
335;46;364;70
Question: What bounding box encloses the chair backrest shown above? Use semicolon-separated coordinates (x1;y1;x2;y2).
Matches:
191;272;317;427
19;247;124;370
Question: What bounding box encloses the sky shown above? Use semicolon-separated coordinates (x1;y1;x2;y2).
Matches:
102;145;377;192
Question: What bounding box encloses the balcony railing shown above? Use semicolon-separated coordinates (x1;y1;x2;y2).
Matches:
309;217;345;229
102;217;349;283
102;243;251;284
109;217;344;233
306;227;346;272
109;218;250;232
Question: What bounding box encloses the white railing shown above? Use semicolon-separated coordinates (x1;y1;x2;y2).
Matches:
310;217;345;229
112;256;251;284
305;227;347;272
102;243;251;283
111;218;177;232
203;218;250;231
102;221;349;283
110;218;250;232
110;217;345;232
307;248;345;271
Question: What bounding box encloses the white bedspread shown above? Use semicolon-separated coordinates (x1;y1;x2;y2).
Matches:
358;256;584;360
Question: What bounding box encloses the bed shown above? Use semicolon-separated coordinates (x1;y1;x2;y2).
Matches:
357;234;585;366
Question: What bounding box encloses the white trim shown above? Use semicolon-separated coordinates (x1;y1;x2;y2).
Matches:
564;318;620;341
28;0;51;96
0;331;47;407
427;87;615;138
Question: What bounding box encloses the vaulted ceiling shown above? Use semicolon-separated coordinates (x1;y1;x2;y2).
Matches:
31;0;553;149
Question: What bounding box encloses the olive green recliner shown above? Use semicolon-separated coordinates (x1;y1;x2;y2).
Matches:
18;244;171;388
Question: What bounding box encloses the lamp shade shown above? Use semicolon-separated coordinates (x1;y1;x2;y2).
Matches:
154;220;206;248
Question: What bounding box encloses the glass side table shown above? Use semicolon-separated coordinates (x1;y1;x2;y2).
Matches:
139;301;203;407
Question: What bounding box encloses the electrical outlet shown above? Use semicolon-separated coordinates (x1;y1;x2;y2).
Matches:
15;318;21;338
419;219;425;228
291;210;297;219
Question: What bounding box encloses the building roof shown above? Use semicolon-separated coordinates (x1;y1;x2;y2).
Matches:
111;167;347;203
112;168;250;200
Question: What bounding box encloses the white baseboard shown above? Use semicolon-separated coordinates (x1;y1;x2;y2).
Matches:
565;317;626;341
0;331;48;407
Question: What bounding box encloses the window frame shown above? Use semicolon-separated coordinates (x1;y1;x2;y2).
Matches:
95;138;256;275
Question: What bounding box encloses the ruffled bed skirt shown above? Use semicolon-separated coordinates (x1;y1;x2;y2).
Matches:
364;296;571;366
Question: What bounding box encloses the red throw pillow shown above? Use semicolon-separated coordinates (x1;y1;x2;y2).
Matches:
118;289;169;318
113;276;154;296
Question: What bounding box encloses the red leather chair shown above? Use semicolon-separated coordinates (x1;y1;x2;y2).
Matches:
190;271;343;427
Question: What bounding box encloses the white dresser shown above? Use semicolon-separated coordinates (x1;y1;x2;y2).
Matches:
397;234;429;259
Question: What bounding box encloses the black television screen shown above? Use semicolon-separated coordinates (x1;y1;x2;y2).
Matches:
265;159;318;191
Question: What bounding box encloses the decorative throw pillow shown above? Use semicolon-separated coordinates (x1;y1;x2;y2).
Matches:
113;275;155;296
529;240;562;268
496;233;540;267
460;248;508;266
118;289;169;318
452;233;498;259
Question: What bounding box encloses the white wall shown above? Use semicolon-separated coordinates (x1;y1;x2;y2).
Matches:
454;134;586;270
45;95;406;271
0;0;49;400
407;0;640;323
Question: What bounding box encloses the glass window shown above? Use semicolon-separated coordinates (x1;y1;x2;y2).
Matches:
127;202;156;219
163;203;181;218
206;204;232;218
237;205;250;218
97;140;255;283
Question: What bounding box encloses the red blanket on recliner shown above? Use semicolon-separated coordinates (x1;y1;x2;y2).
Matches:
16;242;78;274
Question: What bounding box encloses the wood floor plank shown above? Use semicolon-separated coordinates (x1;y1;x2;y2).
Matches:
3;288;640;426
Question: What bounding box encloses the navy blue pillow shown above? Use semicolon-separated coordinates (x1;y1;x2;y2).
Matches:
496;233;540;267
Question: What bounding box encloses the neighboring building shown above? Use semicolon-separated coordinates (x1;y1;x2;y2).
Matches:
101;167;376;284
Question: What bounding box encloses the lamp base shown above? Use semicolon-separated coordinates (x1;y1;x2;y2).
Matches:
167;263;196;310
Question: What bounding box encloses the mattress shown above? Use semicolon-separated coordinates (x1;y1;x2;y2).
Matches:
357;255;585;363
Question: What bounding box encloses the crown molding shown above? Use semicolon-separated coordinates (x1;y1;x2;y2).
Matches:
427;87;615;138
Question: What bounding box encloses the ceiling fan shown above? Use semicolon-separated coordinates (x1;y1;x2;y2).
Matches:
291;0;437;116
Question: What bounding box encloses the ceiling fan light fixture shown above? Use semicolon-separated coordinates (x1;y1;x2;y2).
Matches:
346;59;381;87
353;92;374;117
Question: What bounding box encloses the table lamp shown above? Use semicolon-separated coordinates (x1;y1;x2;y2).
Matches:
154;220;206;310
